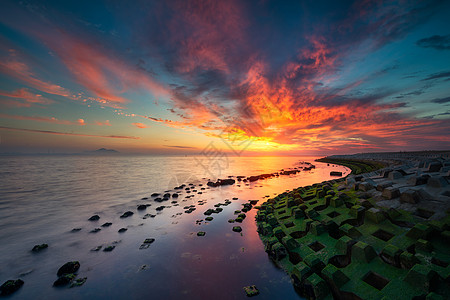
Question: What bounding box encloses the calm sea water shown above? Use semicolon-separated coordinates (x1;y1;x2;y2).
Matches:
0;155;349;299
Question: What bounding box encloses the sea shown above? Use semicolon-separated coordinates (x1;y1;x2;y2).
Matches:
0;155;349;299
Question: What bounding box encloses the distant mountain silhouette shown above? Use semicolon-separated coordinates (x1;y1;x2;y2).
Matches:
85;148;119;154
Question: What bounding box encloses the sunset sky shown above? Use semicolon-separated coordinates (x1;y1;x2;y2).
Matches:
0;0;449;155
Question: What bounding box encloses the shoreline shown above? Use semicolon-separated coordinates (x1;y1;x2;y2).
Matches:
256;152;450;299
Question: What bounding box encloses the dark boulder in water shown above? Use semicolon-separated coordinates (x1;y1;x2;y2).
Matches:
53;274;76;287
88;215;100;221
151;193;160;197
101;222;112;227
137;204;147;210
118;228;128;233
57;261;80;277
172;193;179;198
0;279;24;295
120;211;134;218
32;243;48;252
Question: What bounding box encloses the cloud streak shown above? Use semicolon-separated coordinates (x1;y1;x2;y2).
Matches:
0;126;140;139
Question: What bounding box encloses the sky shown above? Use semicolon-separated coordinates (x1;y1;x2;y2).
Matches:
0;0;449;155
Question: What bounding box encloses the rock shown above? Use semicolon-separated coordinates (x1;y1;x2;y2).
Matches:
103;246;115;252
382;187;400;199
243;285;259;297
330;171;343;176
164;193;171;198
32;243;48;252
388;171;403;180
427;176;448;188
0;279;24;295
120;211;134;218
118;228;127;233
71;228;82;232
101;222;112;227
197;231;206;236
53;274;76;287
427;161;442;172
232;226;242;232
137;204;147;210
57;261;80;277
90;228;101;233
400;190;420;204
172;193;179;198
156;206;165;211
88;215;100;221
151;193;160;197
70;277;87;288
205;217;213;221
139;238;155;249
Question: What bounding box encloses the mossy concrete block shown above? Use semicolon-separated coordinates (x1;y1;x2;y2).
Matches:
273;227;286;240
261;223;273;236
382;187;400;199
404;264;437;292
271;242;287;260
304;253;325;273
330;197;343;208
322;264;349;288
311;221;327;236
335;236;353;252
406;223;431;240
366;208;386;223
441;230;450;242
381;244;401;266
399;251;418;269
292;208;305;219
305;273;330;300
282;236;300;251
306;208;319;220
267;214;278;227
292;262;311;283
352;241;377;263
340;224;362;238
350;205;365;218
416;239;432;252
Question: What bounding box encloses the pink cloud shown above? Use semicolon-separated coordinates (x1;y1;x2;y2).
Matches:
95;120;111;126
0;113;87;125
132;122;147;128
0;126;140;139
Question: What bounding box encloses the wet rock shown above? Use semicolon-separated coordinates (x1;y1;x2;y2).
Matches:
118;228;128;233
400;190;420;204
32;243;48;252
243;285;259;297
57;261;80;277
151;193;160;197
139;238;155;249
197;231;206;236
120;211;134;218
91;246;102;251
205;217;213;221
382;187;400;199
103;246;115;252
232;226;242;232
90;228;101;233
143;214;156;219
164;193;171;198
53;273;76;287
0;279;24;295
172;193;179;198
137;204;147;210
88;215;100;221
156;206;165;211
70;277;87;288
101;222;112;227
204;209;214;215
71;228;82;232
228;219;235;223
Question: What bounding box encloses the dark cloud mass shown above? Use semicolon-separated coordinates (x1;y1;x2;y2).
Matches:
417;34;450;50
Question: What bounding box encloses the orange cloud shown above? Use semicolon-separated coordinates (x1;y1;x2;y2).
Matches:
95;120;111;126
0;113;87;125
132;122;147;128
0;88;54;106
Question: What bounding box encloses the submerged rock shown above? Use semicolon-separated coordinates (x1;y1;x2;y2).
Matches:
31;243;48;252
232;226;242;232
71;228;82;232
118;228;128;233
139;238;155;249
243;285;259;297
88;215;100;221
53;273;76;287
0;279;24;295
205;217;213;221
57;261;80;277
90;228;101;233
70;277;87;288
103;246;115;252
120;211;134;218
137;204;147;210
101;222;112;227
197;231;206;236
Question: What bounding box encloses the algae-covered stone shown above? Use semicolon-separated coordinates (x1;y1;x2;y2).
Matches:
281;236;299;251
273;226;286;240
243;285;259;297
32;243;48;252
291;262;311;284
321;264;349;287
103;246;115;252
304;253;325;273
0;279;24;295
53;273;76;287
330;197;343;207
404;264;438;292
70;277;87;288
381;244;401;266
416;239;432;252
310;221;326;236
232;226;242;232
351;241;377;263
205;217;213;221
406;223;431;239
57;261;80;277
304;273;330;300
88;215;100;221
305;208;319;220
120;211;134;218
365;208;386;223
271;242;287;260
340;223;362;238
400;251;419;269
350;205;365;219
292;208;305;219
197;231;206;236
335;236;353;252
